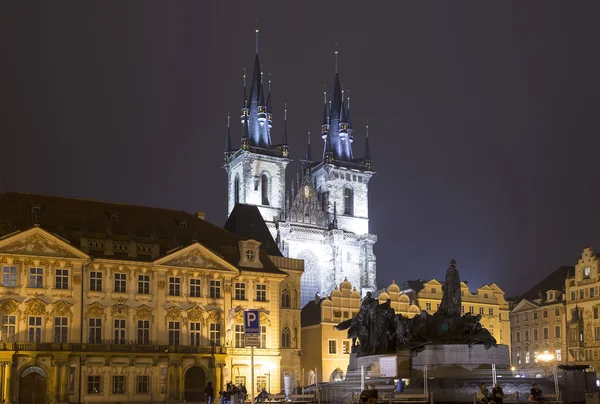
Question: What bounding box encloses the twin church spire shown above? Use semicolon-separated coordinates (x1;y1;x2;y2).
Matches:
224;31;371;170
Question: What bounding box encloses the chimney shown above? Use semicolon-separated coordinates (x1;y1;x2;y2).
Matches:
196;212;206;220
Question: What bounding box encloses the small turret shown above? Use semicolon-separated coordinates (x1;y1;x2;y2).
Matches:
339;86;349;141
240;69;249;125
364;123;371;170
266;75;273;129
241;100;250;151
306;126;312;162
258;71;267;126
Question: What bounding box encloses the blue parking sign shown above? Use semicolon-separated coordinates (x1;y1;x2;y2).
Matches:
244;310;260;335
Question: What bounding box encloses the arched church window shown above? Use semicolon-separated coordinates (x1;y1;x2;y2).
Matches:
344;188;354;215
281;326;291;348
261;174;270;206
281;288;291;308
234;175;240;204
321;192;329;212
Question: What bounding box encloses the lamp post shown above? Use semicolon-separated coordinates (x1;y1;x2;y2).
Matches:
536;351;558;395
266;364;276;394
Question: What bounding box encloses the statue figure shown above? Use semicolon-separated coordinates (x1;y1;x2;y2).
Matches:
439;259;462;318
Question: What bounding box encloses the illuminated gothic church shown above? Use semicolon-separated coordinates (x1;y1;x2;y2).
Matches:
224;35;377;307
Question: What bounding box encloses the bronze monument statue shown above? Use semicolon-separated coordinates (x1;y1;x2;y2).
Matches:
335;259;497;356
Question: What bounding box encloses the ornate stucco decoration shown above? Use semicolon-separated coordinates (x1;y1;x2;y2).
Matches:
50;301;73;319
233;309;244;324
0;299;20;315
259;311;271;326
157;280;166;289
72;273;82;285
162;249;225;270
165;306;183;322
135;305;153;321
207;309;222;323
24;299;47;317
187;305;205;322
111;304;129;319
87;302;106;319
0;234;78;258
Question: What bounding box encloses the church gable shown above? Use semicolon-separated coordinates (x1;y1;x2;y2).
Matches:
511;299;539;313
286;174;327;227
0;227;88;259
155;242;237;272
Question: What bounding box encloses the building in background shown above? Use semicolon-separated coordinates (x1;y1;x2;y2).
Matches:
509;266;571;377
300;279;420;384
0;192;302;403
223;34;376;308
401;278;512;347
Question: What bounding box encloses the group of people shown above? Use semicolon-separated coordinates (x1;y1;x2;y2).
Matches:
204;381;249;404
477;382;548;404
359;384;379;404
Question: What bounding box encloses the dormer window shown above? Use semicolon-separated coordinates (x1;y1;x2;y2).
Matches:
109;212;120;222
31;205;42;214
245;249;255;261
584;267;591;279
179;220;187;229
238;240;263;269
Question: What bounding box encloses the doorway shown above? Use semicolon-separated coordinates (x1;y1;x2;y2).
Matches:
184;366;207;402
19;366;47;404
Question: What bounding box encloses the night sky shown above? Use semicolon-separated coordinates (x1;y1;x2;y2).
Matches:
2;2;600;297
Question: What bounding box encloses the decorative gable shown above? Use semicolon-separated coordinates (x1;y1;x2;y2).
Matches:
238;239;263;269
0;227;88;260
155;243;235;272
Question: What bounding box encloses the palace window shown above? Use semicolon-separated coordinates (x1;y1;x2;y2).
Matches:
55;269;69;289
210;280;221;299
595;327;600;341
28;316;42;343
595;307;599;320
260;325;267;348
138;274;150;294
113;375;126;394
534;351;539;363
2;316;15;342
556;349;561;361
489;308;494;315
88;376;101;394
189;279;201;297
524;313;529;321
555;308;560;316
137;320;150;344
516;332;520;342
90;272;103;292
479;307;484;315
469;306;474;314
54;317;68;343
256;284;267;302
2;266;17;287
584;267;591;279
114;319;126;344
209;323;221;346
343;340;350;354
261;174;270;206
190;322;202;346
516;352;521;365
543;310;548;318
580;289;585;299
525;330;529;341
256;376;267;392
281;288;291;308
592;288;596;298
571;291;576;300
168;277;181;296
282;327;291;348
533;312;538;320
543;328;549;340
89;318;102;343
234;324;245;348
525;351;530;364
328;339;337;354
431;288;436;294
555;326;561;338
533;329;538;340
137;376;150;394
234;282;246;300
29;267;43;288
168;321;180;346
344;188;354;215
425;303;432;311
114;273;127;293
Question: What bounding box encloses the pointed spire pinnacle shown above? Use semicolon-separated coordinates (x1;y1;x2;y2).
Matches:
335;50;339;74
224;111;232;160
242;68;247;108
307;126;312;161
322;89;328;126
282;102;288;146
266;74;272;113
255;29;259;54
346;89;352;129
364;122;371;168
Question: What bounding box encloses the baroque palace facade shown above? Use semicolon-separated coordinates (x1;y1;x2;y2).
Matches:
0;192;302;403
301;276;511;383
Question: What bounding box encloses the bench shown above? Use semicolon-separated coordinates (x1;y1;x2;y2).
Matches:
289;394;315;403
527;393;562;404
266;394;286;402
387;393;432;404
473;392;520;404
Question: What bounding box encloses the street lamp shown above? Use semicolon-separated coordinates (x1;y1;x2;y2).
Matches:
536;351;558;395
266;364;276;394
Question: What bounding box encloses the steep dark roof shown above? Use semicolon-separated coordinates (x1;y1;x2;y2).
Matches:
301;298;324;326
0;192;284;274
400;279;428;294
520;265;573;301
224;204;282;256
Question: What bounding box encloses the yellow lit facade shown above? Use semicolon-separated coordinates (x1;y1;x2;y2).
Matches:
0;193;302;403
300;280;420;383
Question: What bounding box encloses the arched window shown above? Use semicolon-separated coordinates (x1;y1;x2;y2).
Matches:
343;188;353;215
234;175;240;204
281;326;291;348
261;174;270;206
281;289;291;308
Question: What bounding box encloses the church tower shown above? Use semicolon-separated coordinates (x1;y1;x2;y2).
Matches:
224;30;290;221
